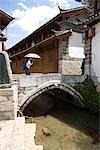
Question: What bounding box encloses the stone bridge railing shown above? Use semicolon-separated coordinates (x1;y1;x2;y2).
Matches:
12;73;86;88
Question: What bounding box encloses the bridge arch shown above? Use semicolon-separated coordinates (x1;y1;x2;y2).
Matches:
20;80;84;112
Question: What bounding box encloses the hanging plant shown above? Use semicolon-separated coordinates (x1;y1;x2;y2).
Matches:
74;76;100;114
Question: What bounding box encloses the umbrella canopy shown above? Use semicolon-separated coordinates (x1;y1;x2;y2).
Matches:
24;53;41;58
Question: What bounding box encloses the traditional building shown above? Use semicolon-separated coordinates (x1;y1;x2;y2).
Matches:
75;0;100;83
76;0;100;12
7;7;91;75
0;9;14;51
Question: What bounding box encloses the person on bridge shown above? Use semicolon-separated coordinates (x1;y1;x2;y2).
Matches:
25;58;33;75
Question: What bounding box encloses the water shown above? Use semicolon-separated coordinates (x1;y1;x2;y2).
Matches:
25;100;99;150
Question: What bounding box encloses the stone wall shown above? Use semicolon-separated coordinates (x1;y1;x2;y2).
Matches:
58;37;82;75
84;38;91;75
96;83;100;92
0;85;18;121
58;38;68;74
61;58;82;75
0;88;14;120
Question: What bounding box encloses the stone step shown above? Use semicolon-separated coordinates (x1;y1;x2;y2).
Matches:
24;123;43;150
0;120;14;150
24;123;36;149
0;117;25;150
32;145;43;150
0;117;43;150
8;117;25;150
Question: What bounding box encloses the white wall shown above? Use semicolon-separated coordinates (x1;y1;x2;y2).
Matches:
69;32;84;58
91;22;100;82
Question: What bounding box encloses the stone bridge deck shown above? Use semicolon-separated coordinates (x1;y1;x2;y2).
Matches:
13;73;86;87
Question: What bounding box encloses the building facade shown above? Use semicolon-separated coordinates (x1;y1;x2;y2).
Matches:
75;0;100;83
8;7;91;75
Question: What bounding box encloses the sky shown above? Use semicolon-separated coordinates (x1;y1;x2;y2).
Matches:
0;0;81;49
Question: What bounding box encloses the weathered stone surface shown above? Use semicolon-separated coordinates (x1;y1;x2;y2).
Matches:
0;111;14;120
0;85;18;120
0;89;13;96
96;83;100;92
0;117;43;150
58;35;83;75
0;83;12;88
0;100;14;111
61;59;82;75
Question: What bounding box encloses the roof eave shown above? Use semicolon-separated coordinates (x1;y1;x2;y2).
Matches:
10;31;72;58
8;13;62;50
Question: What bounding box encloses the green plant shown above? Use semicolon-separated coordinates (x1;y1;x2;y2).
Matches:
74;76;100;113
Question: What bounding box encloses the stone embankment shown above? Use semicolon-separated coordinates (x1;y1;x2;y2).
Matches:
0;117;43;150
0;78;43;150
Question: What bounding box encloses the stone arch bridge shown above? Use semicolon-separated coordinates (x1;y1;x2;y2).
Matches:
13;74;86;113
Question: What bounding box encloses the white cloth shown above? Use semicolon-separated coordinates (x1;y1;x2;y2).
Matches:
26;59;33;69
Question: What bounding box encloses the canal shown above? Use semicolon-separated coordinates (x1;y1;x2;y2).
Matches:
24;94;99;150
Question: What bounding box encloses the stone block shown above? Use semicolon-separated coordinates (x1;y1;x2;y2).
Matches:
0;111;14;120
61;59;82;75
0;89;13;96
0;86;18;120
96;83;100;92
19;76;37;87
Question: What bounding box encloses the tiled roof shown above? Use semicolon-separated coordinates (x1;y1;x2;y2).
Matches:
8;7;89;50
0;9;14;30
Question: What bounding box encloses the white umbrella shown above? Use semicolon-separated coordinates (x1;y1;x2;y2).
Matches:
24;53;41;58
